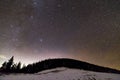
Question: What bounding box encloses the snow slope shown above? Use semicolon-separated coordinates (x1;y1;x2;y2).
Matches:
0;67;120;80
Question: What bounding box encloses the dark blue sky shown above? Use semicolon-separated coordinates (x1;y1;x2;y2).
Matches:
0;0;120;69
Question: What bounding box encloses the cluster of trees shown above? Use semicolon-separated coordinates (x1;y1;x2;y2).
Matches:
0;56;22;73
21;58;120;74
1;56;120;74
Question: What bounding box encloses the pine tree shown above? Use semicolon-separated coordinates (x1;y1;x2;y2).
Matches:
1;61;7;70
17;62;21;70
6;56;14;71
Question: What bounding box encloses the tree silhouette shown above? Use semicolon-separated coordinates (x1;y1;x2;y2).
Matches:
1;57;120;74
1;61;7;70
16;62;21;71
6;56;14;71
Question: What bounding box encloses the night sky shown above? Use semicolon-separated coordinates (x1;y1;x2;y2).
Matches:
0;0;120;69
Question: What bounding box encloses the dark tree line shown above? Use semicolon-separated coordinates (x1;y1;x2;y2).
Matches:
0;56;120;74
0;56;22;73
20;58;120;74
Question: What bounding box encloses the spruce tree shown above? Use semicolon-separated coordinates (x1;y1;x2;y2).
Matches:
17;62;21;70
6;56;14;71
1;61;7;70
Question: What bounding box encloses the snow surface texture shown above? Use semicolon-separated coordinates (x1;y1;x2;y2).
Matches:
0;67;120;80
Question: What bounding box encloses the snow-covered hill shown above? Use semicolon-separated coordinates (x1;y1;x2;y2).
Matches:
0;67;120;80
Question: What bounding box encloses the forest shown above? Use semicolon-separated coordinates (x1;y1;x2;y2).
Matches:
0;56;120;74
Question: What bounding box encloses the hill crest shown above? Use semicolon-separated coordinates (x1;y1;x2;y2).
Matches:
21;58;120;74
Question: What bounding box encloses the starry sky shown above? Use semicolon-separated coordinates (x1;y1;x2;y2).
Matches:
0;0;120;69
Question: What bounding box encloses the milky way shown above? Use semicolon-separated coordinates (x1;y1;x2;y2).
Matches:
0;0;120;69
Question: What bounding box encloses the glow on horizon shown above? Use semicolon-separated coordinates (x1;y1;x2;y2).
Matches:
0;50;72;66
0;55;7;59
